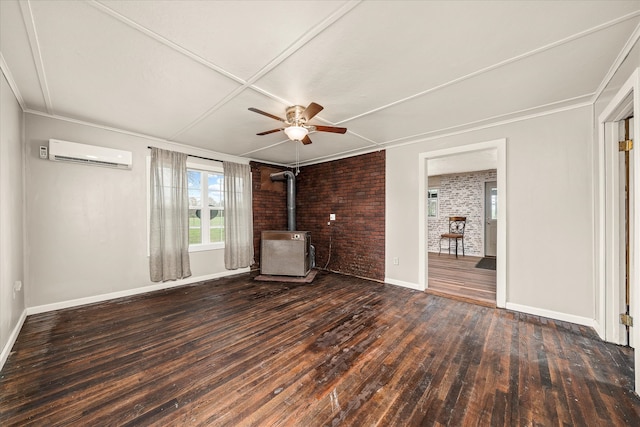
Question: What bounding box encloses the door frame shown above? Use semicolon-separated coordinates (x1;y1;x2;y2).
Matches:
418;138;507;308
596;67;639;392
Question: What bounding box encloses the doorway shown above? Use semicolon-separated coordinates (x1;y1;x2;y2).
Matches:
426;170;497;306
418;138;507;309
597;68;639;393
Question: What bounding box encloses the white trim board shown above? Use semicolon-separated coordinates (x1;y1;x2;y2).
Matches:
26;268;249;316
506;303;595;329
0;310;27;372
384;277;423;291
596;67;640;394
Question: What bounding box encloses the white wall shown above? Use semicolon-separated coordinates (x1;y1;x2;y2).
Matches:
24;113;247;308
386;105;594;319
0;71;25;362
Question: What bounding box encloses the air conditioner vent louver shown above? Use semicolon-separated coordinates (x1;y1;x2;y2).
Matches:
48;139;132;169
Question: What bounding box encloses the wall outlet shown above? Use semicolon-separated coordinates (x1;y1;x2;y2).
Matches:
393;257;399;265
13;280;22;300
39;146;48;159
330;213;336;221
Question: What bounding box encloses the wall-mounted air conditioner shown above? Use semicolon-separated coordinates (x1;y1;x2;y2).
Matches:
48;139;133;169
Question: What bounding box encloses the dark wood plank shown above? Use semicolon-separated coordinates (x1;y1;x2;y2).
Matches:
1;271;638;425
428;253;496;306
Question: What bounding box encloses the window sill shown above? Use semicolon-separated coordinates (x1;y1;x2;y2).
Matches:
189;243;224;253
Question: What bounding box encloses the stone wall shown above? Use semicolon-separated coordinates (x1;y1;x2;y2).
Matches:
428;169;497;256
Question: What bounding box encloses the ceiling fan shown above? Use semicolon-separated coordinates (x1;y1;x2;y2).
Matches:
248;102;347;145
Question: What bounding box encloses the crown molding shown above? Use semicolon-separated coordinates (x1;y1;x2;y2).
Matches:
23;109;255;164
297;97;593;167
0;52;26;110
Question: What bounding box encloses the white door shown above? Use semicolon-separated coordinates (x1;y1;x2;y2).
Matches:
485;181;497;257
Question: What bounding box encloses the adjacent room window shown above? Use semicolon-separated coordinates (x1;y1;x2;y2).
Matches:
188;164;225;251
427;189;439;217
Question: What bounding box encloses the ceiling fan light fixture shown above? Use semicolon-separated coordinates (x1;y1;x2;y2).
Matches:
284;125;308;141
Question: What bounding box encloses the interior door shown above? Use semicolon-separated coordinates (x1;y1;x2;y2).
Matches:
485;181;498;257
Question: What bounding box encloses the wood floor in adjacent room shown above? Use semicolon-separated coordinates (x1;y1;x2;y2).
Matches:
1;271;638;426
428;253;497;307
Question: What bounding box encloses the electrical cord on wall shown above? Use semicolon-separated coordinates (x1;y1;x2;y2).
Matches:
324;225;333;270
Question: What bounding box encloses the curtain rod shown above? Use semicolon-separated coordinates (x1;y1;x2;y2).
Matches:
147;146;224;163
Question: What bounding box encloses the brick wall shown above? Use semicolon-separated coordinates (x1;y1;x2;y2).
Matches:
251;152;385;280
296;151;385;281
250;161;289;268
428;169;497;256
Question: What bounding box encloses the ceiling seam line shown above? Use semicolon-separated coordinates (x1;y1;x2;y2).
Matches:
334;10;640;126
19;0;54;115
168;0;362;139
238;128;380;158
297;97;596;167
296;104;594;167
385;100;595;150
380;95;595;147
239;140;290;157
88;0;246;85
24;108;280;163
592;21;640;104
246;84;360;129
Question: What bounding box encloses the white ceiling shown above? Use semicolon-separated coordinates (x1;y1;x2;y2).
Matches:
1;1;639;167
428;150;498;177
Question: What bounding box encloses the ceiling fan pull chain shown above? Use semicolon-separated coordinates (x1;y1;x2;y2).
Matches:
296;142;300;176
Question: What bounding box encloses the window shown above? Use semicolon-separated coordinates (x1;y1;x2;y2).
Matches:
427;189;438;217
188;164;224;251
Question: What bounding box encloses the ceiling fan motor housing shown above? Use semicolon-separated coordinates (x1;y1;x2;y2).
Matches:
286;105;307;126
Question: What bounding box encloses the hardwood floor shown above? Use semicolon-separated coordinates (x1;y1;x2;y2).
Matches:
1;271;638;426
428;253;496;306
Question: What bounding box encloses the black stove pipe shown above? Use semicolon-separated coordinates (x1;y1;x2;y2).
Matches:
270;171;296;231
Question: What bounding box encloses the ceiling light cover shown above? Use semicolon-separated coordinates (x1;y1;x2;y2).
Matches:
284;126;308;141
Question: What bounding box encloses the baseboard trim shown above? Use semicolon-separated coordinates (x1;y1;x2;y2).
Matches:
1;309;27;372
385;277;424;291
505;302;595;328
26;268;250;316
593;319;605;340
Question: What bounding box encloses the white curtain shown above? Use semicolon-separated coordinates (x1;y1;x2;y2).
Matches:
149;148;191;282
223;162;254;269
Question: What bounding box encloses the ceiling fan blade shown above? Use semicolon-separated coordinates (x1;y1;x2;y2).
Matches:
248;107;286;122
301;102;323;121
301;135;312;145
314;125;347;134
256;128;283;136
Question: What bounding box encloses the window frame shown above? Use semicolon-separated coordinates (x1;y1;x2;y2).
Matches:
427;188;439;218
187;161;225;252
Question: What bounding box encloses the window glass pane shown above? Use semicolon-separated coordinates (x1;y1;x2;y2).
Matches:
210;209;224;243
210;227;225;243
427;189;438;217
189;209;202;244
188;170;202;208
208;173;223;208
490;187;498;220
428;199;437;217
